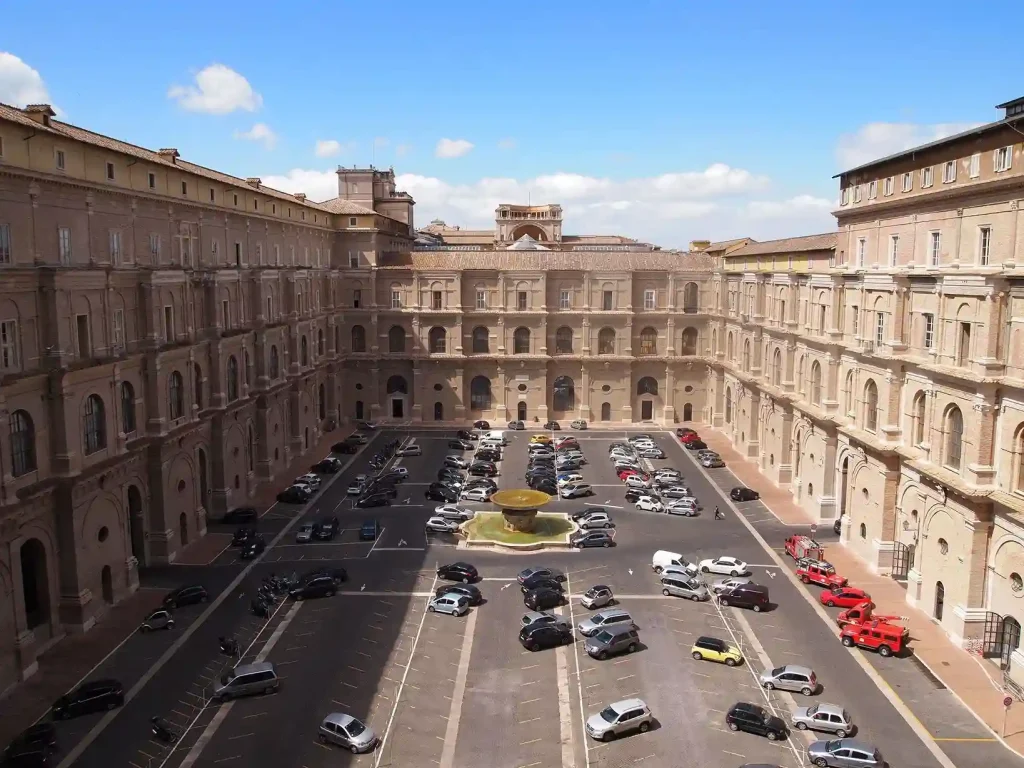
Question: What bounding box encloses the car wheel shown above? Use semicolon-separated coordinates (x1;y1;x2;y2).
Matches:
692;651;703;661
428;605;435;612
766;730;778;741
319;734;329;744
639;721;650;734
730;571;739;577
725;658;737;667
598;651;608;660
752;604;762;613
107;700;118;711
350;745;360;754
826;599;836;607
200;594;208;603
690;594;700;601
879;645;893;657
719;598;729;607
795;721;808;731
801;576;810;584
728;722;738;732
801;686;813;696
764;682;774;690
327;590;336;597
815;759;828;767
842;636;855;647
141;626;150;633
296;594;305;601
834;728;848;738
462;577;470;584
167;621;175;629
701;566;710;573
628;643;637;653
602;731;615;742
603;542;611;548
662;588;671;596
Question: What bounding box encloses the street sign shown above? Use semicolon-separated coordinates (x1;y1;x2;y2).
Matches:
1005;696;1013;708
810;524;818;536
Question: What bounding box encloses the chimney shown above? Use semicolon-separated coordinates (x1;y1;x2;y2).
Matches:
23;104;56;127
294;193;306;201
245;177;261;188
158;148;180;163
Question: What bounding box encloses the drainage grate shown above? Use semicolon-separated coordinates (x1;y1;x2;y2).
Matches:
909;655;947;689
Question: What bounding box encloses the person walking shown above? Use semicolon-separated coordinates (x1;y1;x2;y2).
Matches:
714;506;724;520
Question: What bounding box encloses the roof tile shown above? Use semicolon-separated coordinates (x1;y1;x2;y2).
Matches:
727;232;836;257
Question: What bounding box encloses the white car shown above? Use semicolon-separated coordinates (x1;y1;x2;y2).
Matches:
710;576;754;595
635;497;664;513
444;455;469;469
425;516;461;533
638;448;665;459
346;482;365;496
392;466;409;477
460;486;492;502
557;473;585;487
560;483;594;499
296;473;321;490
434;504;475;521
396;444;422;457
623;475;651;489
699;557;750;577
579;512;613;529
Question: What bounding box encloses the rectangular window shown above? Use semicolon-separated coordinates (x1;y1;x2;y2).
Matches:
921;166;934;188
109;230;122;264
868;180;878;199
112;309;124;350
209;188;215;202
349;217;357;226
349;251;359;268
970;153;981;178
643;289;655;310
181;180;188;195
274;244;281;266
875;312;885;345
56;149;65;170
840;188;849;205
256;243;263;265
851;306;859;336
106;162;115;180
883;176;894;196
0;223;11;264
853;185;862;203
253;199;258;211
391;290;401;309
603;290;613;310
149;233;160;259
929;231;941;266
234;242;242;266
233;194;239;206
857;238;866;266
979;226;992;265
148;172;156;189
958;322;971;366
164;305;174;342
923;313;934;349
0;319;18;369
266;296;274;319
222;300;230;328
476;290;486;310
431;290;443;310
889;234;899;266
942;161;956;184
902;172;913;192
352;289;361;308
517;291;528;310
560;290;571;310
76;314;91;357
58;226;72;264
995;146;1013;172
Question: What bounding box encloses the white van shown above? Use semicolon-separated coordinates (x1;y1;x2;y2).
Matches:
652;550;697;575
483;430;508;445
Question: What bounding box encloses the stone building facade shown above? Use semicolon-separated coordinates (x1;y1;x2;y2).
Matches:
707;97;1024;680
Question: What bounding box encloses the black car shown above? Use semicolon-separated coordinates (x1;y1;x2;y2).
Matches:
435;584;483;605
426;484;459;502
519;623;573;651
378;470;406;484
356;492;391;508
163;585;208;609
570;507;605;522
571;530;615;548
231;526;257;547
524;587;564;610
464;479;498;491
625;488;658;503
456;430;476;441
222;507;258;524
507;421;526;430
437;562;479;583
528;456;555;466
438;468;464;481
520;575;565;594
362;483;398;498
475;449;501;462
240;535;266;559
313;516;340;541
3;722;56;763
725;702;788;741
51;680;124;720
730;487;760;502
289;575;337;600
533;479;558;495
468;462;497;477
312;458;342;474
518;567;566;584
448;439;475;450
301;566;348;585
332;441;359;454
542;421;561;430
526;465;556;476
277;486;311;504
473;420;490;429
360;519;381;541
684;440;709;451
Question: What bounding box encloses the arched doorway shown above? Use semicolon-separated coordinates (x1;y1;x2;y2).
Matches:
517;401;527;422
552;376;575;414
601;402;611;421
934;581;945;620
434;402;444;421
19;539;49;631
101;565;113;604
127;485;145;565
683;403;693;421
1002;617;1021;669
197;449;208;511
636;377;658;421
179;512;189;547
386;375;408;419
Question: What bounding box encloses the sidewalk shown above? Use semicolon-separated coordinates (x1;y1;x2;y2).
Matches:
697;423;1024;757
0;423;359;748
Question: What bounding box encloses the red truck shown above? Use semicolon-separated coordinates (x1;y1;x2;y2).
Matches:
835;601;902;628
784;535;823;561
840;619;909;657
795;558;848;589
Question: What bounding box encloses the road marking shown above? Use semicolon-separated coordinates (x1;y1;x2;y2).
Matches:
616;674;635;681
228;733;254;740
521;698;542;705
563;574;590;768
933;737;998;742
242;712;266;719
722;750;745;758
439;609;477;768
522;664;540;670
520;738;542;746
518;717;541;724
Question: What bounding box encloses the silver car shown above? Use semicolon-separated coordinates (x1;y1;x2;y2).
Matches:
521;610;571;631
807;738;884;768
793;703;855;738
318;712;379;754
428;594;469;616
660;575;710;601
139;609;175;632
760;664;818;695
711;576;754;595
578;608;635;637
585;698;653;741
580;585;615;610
295;523;314;543
579;512;613;529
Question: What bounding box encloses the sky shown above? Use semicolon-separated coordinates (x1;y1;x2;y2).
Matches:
1;1;1019;249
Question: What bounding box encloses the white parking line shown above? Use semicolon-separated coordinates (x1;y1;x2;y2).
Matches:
439;610;477;768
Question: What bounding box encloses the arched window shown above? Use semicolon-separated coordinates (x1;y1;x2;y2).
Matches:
639;327;658;355
317;328;325;355
83;394;106;454
680;327;698;355
269;345;279;378
9;409;36;476
389;326;406;353
844;371;854;415
472;327;489;354
727;332;735;360
351;325;366;353
386;375;408;394
864;379;879;431
725;387;733;424
945;406;964;470
429;327;447;353
470;376;491;410
601;402;611;421
683;282;699;312
772;349;782;386
598;327;616;355
796;356;804;394
1016;425;1024;492
301;336;309;366
227;355;239;402
810;361;822;405
555;327;573;354
711;329;718;355
168;371;184;419
743;340;751;370
913;391;927;444
120;381;136;434
637;377;659;396
553;376;575;411
194;365;203;409
513;327;531;354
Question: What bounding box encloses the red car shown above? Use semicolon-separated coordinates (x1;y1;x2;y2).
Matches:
820;587;871;608
679;433;702;444
617;469;641;481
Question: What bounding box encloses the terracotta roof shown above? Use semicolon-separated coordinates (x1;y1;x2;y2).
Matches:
727;232;836;257
317;197;377;215
707;237;754;251
0;102;333;212
378;250;714;272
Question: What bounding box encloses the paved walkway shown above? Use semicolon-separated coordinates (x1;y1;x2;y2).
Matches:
696;423;1024;759
0;424;357;748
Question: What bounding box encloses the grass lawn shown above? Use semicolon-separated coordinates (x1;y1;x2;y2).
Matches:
464;512;573;545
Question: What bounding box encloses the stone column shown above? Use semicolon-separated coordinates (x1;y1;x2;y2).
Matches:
952;514;996;646
777;406;794;485
453;367;466;420
663;364;675;424
48;373;74;477
882;369;904;442
54;489;93;631
370;367;382;421
495;365;507;420
411;364;423;422
967;399;998;486
666;317;676;356
580;365;591;421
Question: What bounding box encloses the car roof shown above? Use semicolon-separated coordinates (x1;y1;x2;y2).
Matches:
696;635;726;645
451;561;475;569
594;608;630;618
732;701;766;714
827;738;874;752
775;664;814;676
610;698;647;712
234;661;274;675
324;712;357;728
812;703;846;716
79;678;120;691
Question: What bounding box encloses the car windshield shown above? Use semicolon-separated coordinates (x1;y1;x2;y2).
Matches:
599;706;619;723
805;704;819;716
770;666;785;676
346;719;365;737
825;740;839;751
594;630;613;643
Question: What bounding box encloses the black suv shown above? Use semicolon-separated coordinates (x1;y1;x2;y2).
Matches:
456;430;476;441
520;574;566;593
718;584;770;612
542;421;561;430
312;458;342;474
468;461;497;477
473;420;490;429
300;567;348;585
475;449;501;463
435;584;483;605
426;484;459;502
532;479;558;495
356;492;391;508
51;680;124;720
519;623;573;651
730;487;760;502
222;507;258;524
725;702;788;741
313;516;340;540
332;441;359;454
290;575;337;600
163;585;208;609
231;526;257;547
437;562;479;582
524;587;565;611
240;535;266;560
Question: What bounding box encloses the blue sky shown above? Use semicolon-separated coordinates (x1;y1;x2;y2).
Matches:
1;1;1018;247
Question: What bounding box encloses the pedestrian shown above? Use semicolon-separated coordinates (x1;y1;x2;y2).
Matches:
715;506;724;520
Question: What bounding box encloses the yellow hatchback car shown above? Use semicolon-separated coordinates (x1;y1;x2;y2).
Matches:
691;635;743;666
529;435;553;445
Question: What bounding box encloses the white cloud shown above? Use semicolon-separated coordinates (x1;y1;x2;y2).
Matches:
836;121;982;170
374;137;390;149
0;52;60;113
168;64;262;114
498;138;517;151
315;139;355;158
435;138;474;159
396;144;413;157
260;163;833;247
234;123;277;149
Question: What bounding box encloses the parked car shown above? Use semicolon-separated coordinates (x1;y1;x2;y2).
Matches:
524;587;565;610
635;497;664;513
240;535;266;559
585;698;653;742
426;484;459;503
222;507;258;524
760;664;818;695
444;455;469;469
690;635;743;666
701;456;726;468
533;479;558;495
356;492;391;508
349;433;369;445
460;486;492;502
792;703;855;738
521;610;571;631
840;620;908;657
580;585;615;609
807;738;884;768
277;485;312;504
2;722;57;764
638;448;666;459
560;482;594;499
543;421;561;430
718;583;770;611
468;461;498;477
359;520;380;541
520;575;566;594
570;419;588;430
163;585;208;609
448;439;475;450
699;557;750;576
332;441;359;454
475;449;502;463
725;702;788;741
665;500;699;517
232;526;257;547
519;623;573;651
570;507;606;522
578;511;614;529
396;444;422;457
434;583;482;605
290;575;337;600
301;567;348;586
428;594;470;616
577;608;635;638
730;486;760;501
295;524;315;543
473;420;491;429
507;420;526;430
317;712;379;754
434;504;475;522
585;624;640;660
684;440;708;451
51;680;125;720
426;516;461;534
661;575;710;601
820;587;871;608
312;457;342;474
437;562;479;582
711;576;754;595
212;662;280;702
139;609;175;633
314;516;340;540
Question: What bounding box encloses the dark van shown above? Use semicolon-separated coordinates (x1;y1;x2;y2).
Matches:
718;583;770;612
